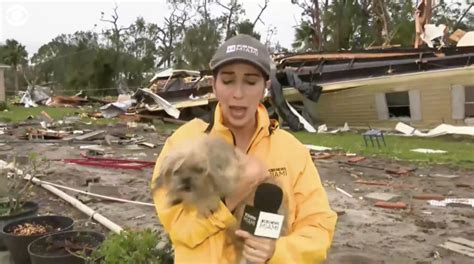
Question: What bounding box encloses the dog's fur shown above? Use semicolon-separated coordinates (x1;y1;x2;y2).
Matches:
155;135;289;259
155;136;244;217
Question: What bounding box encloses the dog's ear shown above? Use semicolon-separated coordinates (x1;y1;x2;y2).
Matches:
156;152;186;188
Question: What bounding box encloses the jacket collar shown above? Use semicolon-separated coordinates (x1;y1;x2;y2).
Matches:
208;103;276;151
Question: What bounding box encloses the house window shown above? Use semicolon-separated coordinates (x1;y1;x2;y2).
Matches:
385;91;411;118
466;86;474;118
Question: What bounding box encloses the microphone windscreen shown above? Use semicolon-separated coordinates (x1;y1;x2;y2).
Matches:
253;183;283;214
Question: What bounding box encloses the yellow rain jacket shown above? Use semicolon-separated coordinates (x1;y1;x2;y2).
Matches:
151;103;337;264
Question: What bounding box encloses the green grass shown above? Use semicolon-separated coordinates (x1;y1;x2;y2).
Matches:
0;105;121;126
0;105;82;123
293;131;474;170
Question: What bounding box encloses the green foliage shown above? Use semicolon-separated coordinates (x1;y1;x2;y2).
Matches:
0;39;29;93
0;152;47;216
292;21;315;52
87;229;173;264
174;19;222;70
292;0;472;51
235;20;261;40
0;101;8;111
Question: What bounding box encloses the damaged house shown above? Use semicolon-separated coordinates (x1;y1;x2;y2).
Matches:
278;46;474;129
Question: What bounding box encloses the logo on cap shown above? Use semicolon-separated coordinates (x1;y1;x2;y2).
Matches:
226;44;258;56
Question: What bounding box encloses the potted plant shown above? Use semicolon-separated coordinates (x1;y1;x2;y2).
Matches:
85;229;174;264
28;230;104;264
1;215;74;264
0;153;45;250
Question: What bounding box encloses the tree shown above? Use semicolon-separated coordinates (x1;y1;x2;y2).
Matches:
291;0;324;50
292;21;315;51
235;20;261;40
432;1;474;32
216;0;246;40
0;39;28;94
174;19;222;69
156;3;192;68
323;0;361;51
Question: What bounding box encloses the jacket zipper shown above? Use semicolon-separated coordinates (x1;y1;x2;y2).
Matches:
246;127;263;154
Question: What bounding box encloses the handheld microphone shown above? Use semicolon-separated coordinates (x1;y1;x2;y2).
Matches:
240;183;284;239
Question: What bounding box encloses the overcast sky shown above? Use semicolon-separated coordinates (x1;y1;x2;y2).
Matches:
0;0;302;57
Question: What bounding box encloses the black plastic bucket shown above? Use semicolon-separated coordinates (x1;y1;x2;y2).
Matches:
0;201;39;251
28;230;105;264
1;215;74;264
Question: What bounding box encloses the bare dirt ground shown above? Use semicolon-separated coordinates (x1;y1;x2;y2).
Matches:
1;124;473;264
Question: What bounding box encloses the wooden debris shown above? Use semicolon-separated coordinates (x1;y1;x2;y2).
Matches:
365;192;400;202
374;201;408;209
139;142;156;148
348;156;366;163
429;173;460;179
438;237;474;258
449;29;466;43
455;183;474;189
355;180;415;189
312;153;333;160
335;187;353;198
413;194;445;200
74;130;105;141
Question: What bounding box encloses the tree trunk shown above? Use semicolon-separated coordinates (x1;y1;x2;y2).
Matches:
14;65;19;94
312;0;322;50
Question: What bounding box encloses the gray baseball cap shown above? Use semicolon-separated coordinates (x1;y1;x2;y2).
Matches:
210;34;271;77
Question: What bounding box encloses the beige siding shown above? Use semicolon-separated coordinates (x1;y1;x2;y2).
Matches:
307;69;474;129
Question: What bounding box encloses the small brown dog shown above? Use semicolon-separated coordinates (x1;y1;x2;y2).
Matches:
155;136;245;217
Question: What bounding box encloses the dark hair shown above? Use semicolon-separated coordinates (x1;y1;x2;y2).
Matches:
212;60;270;81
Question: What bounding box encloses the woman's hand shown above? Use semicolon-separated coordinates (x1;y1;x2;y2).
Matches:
235;230;276;263
225;154;269;211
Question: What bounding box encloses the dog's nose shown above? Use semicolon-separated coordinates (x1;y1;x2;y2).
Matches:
180;177;192;191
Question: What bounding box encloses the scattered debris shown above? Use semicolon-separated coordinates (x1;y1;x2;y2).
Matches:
457;31;474;47
87;184;122;198
438;237;474;258
19;85;53;107
83;176;101;187
38;111;54;124
73;130;105;141
374;201;408;209
429;173;460;179
138;142;156;149
45;96;88;107
421;24;447;48
133;88;180;119
428;198;474;208
449;29;466;43
79;145;106;155
23;128;67;140
305;145;332;152
348;156;366;163
411;148;447;154
456;183;474;189
395;122;474;137
355;180;415;189
100;94;136;119
413;194;445;200
364;192;400;202
335;187;353;198
312;152;333;160
385;166;415;177
62;156;155;170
